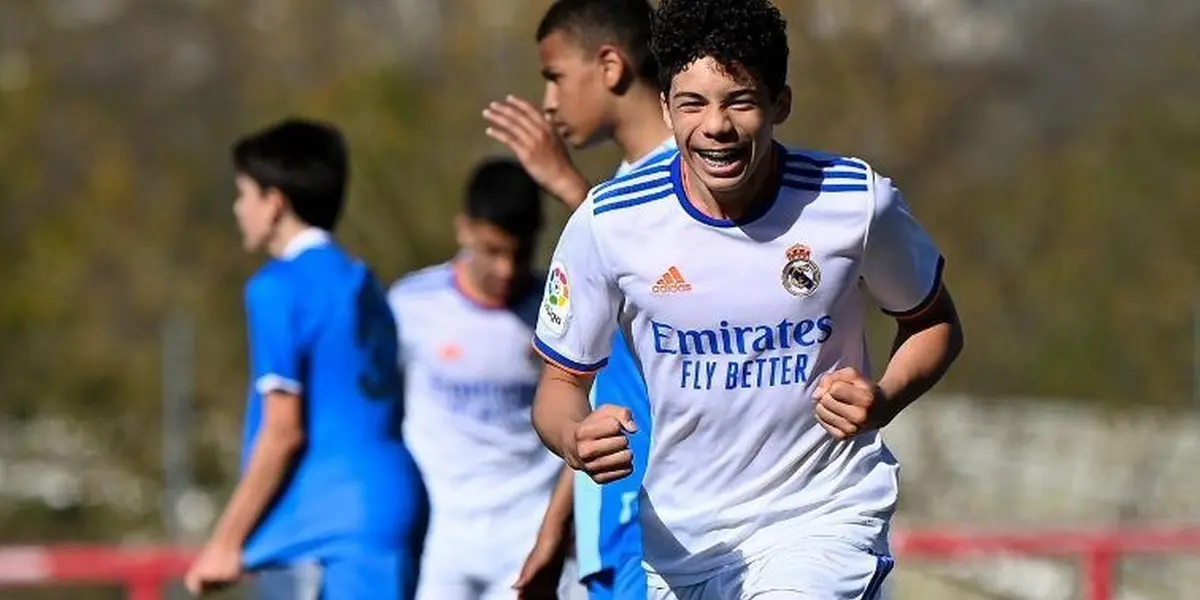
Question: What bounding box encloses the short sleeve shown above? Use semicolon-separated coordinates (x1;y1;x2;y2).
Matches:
861;175;945;317
533;201;619;373
245;272;303;395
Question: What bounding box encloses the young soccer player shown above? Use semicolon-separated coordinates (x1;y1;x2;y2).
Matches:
185;118;428;600
530;1;965;599
482;2;670;599
387;158;563;600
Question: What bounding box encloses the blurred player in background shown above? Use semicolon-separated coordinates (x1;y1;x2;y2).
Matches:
387;158;563;600
186;118;428;600
482;1;671;598
529;1;965;599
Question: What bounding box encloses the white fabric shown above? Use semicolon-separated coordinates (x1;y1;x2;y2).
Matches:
615;138;678;177
280;227;331;260
389;262;560;597
535;147;942;586
414;496;548;600
646;538;893;600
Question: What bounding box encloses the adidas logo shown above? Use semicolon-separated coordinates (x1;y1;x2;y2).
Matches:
652;266;692;294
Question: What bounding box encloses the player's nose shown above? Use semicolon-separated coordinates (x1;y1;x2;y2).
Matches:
701;106;735;138
541;83;558;114
494;257;516;282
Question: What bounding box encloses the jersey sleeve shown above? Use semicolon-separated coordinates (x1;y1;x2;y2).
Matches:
245;272;303;396
533;201;619;374
860;174;945;317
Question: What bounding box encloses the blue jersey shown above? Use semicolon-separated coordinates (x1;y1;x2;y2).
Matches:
575;140;676;580
240;229;427;569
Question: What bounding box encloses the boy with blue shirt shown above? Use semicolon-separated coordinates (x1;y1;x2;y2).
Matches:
185;118;428;600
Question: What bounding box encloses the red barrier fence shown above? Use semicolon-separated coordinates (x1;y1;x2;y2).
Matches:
892;526;1200;600
0;545;194;600
2;526;1199;599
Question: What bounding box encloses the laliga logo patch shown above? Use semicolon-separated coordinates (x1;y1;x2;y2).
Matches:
781;243;821;297
541;262;571;337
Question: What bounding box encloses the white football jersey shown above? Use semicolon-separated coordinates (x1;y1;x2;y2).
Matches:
534;146;944;584
390;262;560;517
615;137;678;178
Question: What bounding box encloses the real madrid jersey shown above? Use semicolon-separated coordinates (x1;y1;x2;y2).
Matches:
534;144;945;584
389;262;560;518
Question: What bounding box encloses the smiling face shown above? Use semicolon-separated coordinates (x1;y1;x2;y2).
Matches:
662;56;791;204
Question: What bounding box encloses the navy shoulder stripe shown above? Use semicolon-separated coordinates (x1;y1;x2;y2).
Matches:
639;147;678;168
592;169;672;206
781;180;869;193
786;149;868;171
783;164;868;181
593;188;673;216
781;148;871;192
592;163;672;197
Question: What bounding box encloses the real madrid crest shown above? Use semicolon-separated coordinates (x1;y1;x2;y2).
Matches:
781;243;821;297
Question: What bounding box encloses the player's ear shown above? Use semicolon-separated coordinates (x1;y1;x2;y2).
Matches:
660;92;673;129
596;45;627;91
454;215;473;247
264;186;289;224
771;85;792;125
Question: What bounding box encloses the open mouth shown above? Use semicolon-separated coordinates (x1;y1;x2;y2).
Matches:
694;147;750;174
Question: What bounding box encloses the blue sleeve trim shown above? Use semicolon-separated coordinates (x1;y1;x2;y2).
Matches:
533;335;608;373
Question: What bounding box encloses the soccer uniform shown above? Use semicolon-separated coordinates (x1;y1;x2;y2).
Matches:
575;139;675;600
242;228;429;600
388;262;562;600
535;146;942;599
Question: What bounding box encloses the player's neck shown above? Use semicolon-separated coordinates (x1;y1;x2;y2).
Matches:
266;220;312;258
682;144;781;222
452;260;507;309
612;86;671;165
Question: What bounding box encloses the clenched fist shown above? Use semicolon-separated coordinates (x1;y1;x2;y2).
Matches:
564;404;637;483
811;367;888;440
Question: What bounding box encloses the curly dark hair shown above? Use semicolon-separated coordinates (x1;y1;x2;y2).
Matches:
651;0;789;98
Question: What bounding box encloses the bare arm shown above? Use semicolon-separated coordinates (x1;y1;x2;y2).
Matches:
548;172;591;211
208;391;305;549
530;164;589;211
532;363;594;463
875;285;964;424
537;466;576;543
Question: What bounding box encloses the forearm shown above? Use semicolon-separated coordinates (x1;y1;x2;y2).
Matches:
532;367;593;459
548;170;591;211
209;429;303;548
877;319;963;423
537;466;576;541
